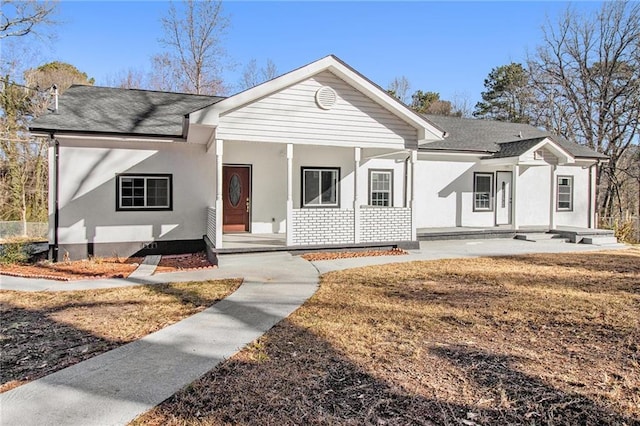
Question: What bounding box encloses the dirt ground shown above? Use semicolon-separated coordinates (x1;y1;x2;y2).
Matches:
133;248;640;425
0;252;215;280
0;279;241;393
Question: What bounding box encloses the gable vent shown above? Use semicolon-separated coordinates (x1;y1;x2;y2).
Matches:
315;86;337;110
534;149;545;160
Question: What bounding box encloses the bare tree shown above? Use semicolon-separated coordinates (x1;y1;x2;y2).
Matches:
450;91;474;118
154;0;229;95
0;0;57;39
238;58;279;91
528;1;640;218
387;76;411;104
105;68;149;90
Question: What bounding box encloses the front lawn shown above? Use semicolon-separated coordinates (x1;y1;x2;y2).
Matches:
0;279;241;392
134;248;639;425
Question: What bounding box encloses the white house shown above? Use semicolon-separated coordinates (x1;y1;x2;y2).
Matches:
30;55;607;260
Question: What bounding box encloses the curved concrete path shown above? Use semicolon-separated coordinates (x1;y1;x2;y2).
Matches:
0;238;627;426
0;252;319;426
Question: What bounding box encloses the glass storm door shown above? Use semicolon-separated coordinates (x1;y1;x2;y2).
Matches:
222;165;251;232
495;171;512;225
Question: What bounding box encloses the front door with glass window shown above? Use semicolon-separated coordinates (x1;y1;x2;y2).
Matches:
222;165;251;232
495;171;512;225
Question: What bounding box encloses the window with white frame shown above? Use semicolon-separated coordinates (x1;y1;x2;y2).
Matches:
116;174;172;211
557;176;573;211
473;172;493;211
302;168;339;207
369;170;392;206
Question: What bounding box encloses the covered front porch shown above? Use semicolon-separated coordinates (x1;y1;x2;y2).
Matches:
204;140;419;251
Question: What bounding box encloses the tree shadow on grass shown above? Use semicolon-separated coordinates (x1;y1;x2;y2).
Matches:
137;320;637;425
0;302;125;389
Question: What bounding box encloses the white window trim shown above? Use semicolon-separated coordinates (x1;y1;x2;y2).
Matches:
117;174;172;211
473;172;494;212
369;169;393;207
557;175;573;211
301;167;340;208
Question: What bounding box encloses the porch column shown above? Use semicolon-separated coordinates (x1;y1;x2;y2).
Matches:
549;165;557;230
589;162;597;228
215;139;224;248
410;149;417;241
353;147;361;243
512;164;519;230
286;143;294;246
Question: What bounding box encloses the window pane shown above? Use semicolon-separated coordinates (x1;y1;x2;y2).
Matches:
474;174;492;210
147;178;169;207
304;170;320;205
321;170;337;204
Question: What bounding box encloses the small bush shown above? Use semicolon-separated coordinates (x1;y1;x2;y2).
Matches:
602;217;640;244
0;237;36;264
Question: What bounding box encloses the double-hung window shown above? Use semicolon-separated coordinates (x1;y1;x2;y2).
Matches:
473;172;493;211
557;176;573;211
369;170;392;206
116;174;172;211
302;167;339;207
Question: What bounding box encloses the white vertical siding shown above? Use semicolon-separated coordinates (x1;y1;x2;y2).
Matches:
217;71;418;148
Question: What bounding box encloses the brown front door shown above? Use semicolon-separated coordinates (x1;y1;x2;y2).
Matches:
223;165;251;232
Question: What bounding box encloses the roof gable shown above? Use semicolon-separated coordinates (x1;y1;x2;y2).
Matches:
190;55;444;145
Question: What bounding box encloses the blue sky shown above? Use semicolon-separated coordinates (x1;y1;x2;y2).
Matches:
17;1;604;106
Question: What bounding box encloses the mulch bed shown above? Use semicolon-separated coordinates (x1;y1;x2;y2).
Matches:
301;248;407;262
0;252;215;281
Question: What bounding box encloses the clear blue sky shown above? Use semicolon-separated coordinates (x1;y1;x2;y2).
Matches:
23;1;604;106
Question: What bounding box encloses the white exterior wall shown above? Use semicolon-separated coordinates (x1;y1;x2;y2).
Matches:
413;155;593;229
555;165;590;227
516;165;551;227
55;137;215;247
414;158;476;228
358;155;407;207
217;71;417;149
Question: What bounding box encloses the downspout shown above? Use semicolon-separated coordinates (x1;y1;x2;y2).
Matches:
587;162;593;228
52;135;60;262
403;153;411;207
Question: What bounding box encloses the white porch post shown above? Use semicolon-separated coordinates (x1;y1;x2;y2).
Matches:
215;139;224;248
590;163;597;229
354;147;361;243
410;149;417;241
512;164;519;230
286;143;294;246
549;165;557;230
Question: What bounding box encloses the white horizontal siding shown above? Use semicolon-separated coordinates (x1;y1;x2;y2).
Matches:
217;71;417;148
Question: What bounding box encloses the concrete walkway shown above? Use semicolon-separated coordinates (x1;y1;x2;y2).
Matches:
0;238;628;426
0;252;319;426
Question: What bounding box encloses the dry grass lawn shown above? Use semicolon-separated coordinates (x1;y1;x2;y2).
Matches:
134;248;639;425
0;279;241;392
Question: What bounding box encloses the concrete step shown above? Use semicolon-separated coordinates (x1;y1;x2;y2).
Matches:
581;236;619;245
514;233;568;243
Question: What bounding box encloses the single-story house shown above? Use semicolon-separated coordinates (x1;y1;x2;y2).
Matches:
30;55;607;260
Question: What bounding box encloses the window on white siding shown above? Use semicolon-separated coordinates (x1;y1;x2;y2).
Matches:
302;168;339;207
473;172;494;211
117;174;172;211
557;176;573;211
369;170;392;206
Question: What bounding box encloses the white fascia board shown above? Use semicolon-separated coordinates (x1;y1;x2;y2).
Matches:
418;150;485;159
480;156;519;166
189;55;445;141
53;133;184;144
522;138;575;164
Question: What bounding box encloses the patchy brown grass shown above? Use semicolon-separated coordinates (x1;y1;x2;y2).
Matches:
134;248;640;425
0;279;241;393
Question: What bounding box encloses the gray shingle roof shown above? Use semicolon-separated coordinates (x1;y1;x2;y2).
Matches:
421;115;607;159
30;85;223;137
491;138;547;158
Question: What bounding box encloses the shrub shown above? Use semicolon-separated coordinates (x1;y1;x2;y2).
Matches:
0;237;38;264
